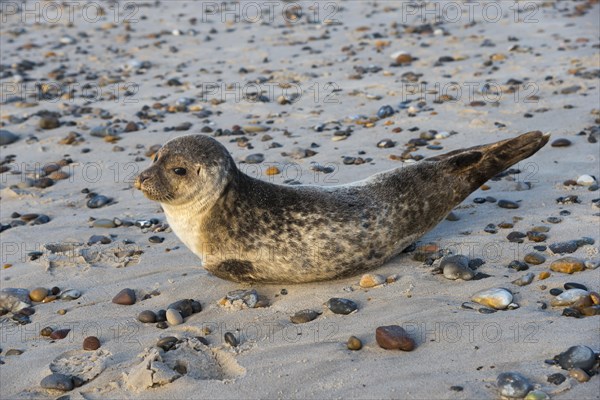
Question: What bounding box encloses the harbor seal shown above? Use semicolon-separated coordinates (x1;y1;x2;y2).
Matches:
135;131;548;283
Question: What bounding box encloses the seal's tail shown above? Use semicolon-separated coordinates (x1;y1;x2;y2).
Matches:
428;131;550;190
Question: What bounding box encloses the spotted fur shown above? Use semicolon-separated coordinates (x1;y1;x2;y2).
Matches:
136;131;548;283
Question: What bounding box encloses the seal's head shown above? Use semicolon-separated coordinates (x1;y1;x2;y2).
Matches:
135;135;236;208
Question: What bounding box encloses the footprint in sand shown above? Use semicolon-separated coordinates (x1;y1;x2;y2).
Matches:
124;337;245;391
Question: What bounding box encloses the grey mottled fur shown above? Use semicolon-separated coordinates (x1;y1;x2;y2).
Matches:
135;131;548;283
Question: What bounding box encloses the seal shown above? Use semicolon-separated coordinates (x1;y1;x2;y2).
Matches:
135;131;548;283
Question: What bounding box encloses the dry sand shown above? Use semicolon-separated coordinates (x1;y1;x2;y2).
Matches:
1;1;599;399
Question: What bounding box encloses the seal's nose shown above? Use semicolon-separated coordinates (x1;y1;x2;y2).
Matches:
135;170;151;190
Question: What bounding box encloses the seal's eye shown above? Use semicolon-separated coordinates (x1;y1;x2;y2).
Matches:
153;154;158;163
173;167;187;176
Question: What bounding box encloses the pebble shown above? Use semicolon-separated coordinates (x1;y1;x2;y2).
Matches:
290;310;321;324
375;325;415;351
169;299;201;317
446;212;459;221
550;257;585;274
564;282;587;291
547;372;566;385
156;336;178;351
326;298;358;315
549;288;564;296
512;272;534;286
550;289;589;306
359;273;386;288
507;232;526;243
557;345;596;371
524;253;545;265
347;336;362;350
390;51;413;64
569;368;590;382
484;224;497;234
562;308;583;318
549;241;579;254
39;116;60;130
156;310;167;322
538;271;551;280
0;130;19;145
156;321;168;329
377;105;395;118
496;372;533;398
527;231;547;242
88;235;111;245
148;236;164;244
377;139;395;148
551;138;572;147
40;373;74;391
576;174;596;186
5;349;24;356
83;336;101;350
41;327;54;337
471;288;513;310
87;195;111;209
166;309;183;325
508;260;529;271
60;289;81;300
224;332;238;347
92;219;116;228
138;310;157;323
244;154;264;164
498;200;519;209
50;329;71;340
112;288;136;305
441;255;474;280
29;287;48;302
225;289;258;308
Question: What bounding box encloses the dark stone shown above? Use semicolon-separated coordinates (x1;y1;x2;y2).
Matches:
498;200;519;209
549;241;579;254
564;282;587;291
326;298;358;315
224;332;238;347
547;373;566;385
167;299;195;318
557;346;596;371
375;325;415;351
507;231;526;243
508;260;529;271
562;308;582;318
40;373;74;391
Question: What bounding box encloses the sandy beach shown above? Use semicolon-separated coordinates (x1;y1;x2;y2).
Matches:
1;1;599;399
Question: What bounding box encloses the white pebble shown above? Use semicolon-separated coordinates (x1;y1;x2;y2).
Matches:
576;174;596;186
435;131;450;139
471;288;513;310
166;309;183;325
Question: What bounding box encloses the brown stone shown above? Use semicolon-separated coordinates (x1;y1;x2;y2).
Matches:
375;325;415;351
112;288;136;305
29;287;48;302
550;257;585;274
50;329;71;340
524;252;546;265
83;336;101;351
